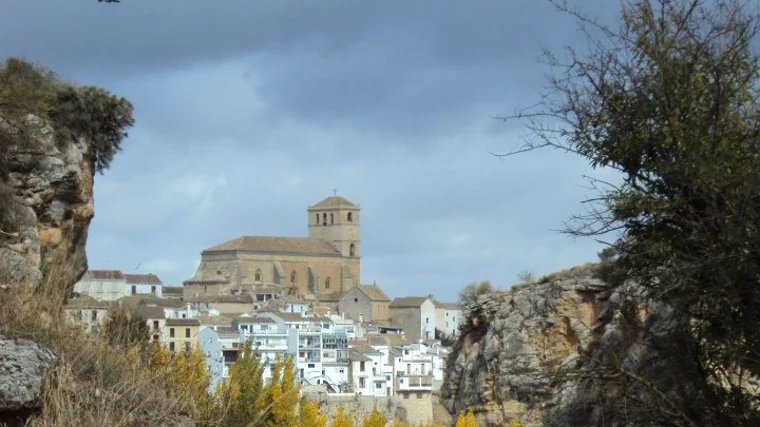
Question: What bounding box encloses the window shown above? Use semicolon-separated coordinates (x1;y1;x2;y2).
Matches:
184;342;191;352
151;285;156;294
131;285;136;295
322;213;327;226
255;269;262;282
185;328;191;338
308;363;315;368
360;362;365;372
321;369;326;376
349;243;355;257
359;377;366;388
153;320;159;331
330;213;334;224
347;212;353;222
315;213;319;224
325;277;331;290
426;317;429;324
170;328;175;338
91;310;97;322
290;271;297;285
339;369;345;373
169;342;175;352
376;383;383;389
354;297;358;303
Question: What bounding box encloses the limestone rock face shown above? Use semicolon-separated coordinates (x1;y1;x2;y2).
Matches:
440;266;652;426
0;337;57;413
0;117;95;289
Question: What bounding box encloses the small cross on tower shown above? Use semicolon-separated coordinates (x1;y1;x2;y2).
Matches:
333;189;338;197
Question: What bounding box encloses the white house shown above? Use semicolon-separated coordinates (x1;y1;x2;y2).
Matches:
348;345;391;397
233;315;298;382
389;296;437;342
434;302;463;339
74;270;164;301
124;273;163;297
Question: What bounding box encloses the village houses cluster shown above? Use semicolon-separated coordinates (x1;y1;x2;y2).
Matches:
66;196;463;400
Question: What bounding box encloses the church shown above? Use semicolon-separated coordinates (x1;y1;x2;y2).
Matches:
183;196;361;303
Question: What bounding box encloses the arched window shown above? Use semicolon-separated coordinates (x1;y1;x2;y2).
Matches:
254;269;262;282
315;213;319;224
347;212;353;222
330;213;334;224
349;243;355;257
322;213;327;226
325;277;331;290
290;271;297;284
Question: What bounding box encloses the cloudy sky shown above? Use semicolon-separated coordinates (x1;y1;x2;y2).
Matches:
1;0;622;301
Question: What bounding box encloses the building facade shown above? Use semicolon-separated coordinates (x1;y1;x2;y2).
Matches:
389;296;437;342
338;284;391;323
184;196;361;303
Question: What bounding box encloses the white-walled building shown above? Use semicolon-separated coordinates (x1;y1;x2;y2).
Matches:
74;270;164;301
434;302;463;339
348;345;391;397
389;296;437;342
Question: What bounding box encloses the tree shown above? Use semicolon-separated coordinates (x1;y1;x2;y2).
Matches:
454;409;478;427
330;408;354;427
500;0;760;425
103;307;149;348
257;355;300;427
217;339;266;426
361;402;387;427
298;396;327;427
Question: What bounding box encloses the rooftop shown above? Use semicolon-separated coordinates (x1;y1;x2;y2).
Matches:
162;286;183;296
390;296;434;308
186;294;253;304
124;273;162;285
356;284;390;302
307;196;359;210
203;236;341;257
166;318;201;326
81;270;124;281
65;295;112;309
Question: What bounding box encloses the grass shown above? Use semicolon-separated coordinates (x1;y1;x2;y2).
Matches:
0;247;193;427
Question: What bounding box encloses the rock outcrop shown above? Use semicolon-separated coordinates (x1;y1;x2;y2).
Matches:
0;337;57;417
0;116;96;289
441;264;661;426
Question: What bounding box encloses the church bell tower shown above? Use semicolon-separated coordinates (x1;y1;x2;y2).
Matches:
307;194;361;285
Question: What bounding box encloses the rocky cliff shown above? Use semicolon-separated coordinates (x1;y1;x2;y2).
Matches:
441;264;676;426
0;118;97;288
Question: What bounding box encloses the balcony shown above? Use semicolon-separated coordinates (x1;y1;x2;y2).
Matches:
396;375;433;391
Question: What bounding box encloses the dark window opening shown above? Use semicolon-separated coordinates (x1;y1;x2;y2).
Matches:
322;213;327;226
325;277;331;290
330;213;334;224
185;328;191;338
291;271;297;285
347;212;353;222
349;244;355;257
255;269;262;282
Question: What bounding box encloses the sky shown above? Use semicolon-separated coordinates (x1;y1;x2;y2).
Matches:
1;0;623;302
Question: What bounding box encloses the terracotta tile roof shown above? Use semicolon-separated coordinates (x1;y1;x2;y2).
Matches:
166;318;200;326
133;306;166;320
216;326;240;336
349;349;370;362
271;312;313;322
82;270;124;280
234;315;276;324
162;286;183;296
308;196;358;210
435;302;463;310
124;273;162;285
186;294;253;304
203;236;341;257
357;284;390;302
351;345;383;355
197;315;233;326
65;296;112;309
389;296;433;308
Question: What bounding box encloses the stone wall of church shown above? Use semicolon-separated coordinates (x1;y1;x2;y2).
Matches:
192;252;359;299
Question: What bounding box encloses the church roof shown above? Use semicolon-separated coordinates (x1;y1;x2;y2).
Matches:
308;196;358;210
203;236;341;257
356;284;390;302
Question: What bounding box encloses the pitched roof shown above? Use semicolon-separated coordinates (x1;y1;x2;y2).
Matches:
234;315;276;324
162;286;183;296
203;236;341;257
389;296;433;308
216;326;240;336
65;295;112;309
357;284;390;302
133;306;166;320
166;318;201;326
82;270;124;280
308;196;358;210
124;273;162;285
348;349;370;362
368;334;409;346
197;315;234;326
186;294;253;304
435;302;463;310
351;345;383;355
